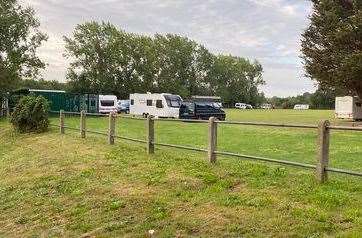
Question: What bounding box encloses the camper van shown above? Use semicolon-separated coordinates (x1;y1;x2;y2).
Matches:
293;104;309;110
129;93;182;118
99;95;117;113
335;96;362;120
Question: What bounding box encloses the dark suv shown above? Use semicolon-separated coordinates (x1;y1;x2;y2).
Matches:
179;101;226;121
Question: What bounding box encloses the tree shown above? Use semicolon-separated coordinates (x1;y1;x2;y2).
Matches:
0;0;47;96
153;34;214;98
210;55;264;106
64;22;158;99
18;79;67;91
301;0;362;98
64;21;265;103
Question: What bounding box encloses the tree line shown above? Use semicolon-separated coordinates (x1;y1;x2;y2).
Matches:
268;87;338;109
63;21;265;106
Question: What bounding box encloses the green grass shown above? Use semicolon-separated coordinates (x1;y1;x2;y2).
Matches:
50;109;362;171
1;110;361;237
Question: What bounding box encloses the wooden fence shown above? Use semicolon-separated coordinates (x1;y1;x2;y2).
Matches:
52;110;362;184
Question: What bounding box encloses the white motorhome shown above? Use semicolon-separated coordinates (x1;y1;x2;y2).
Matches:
294;104;309;110
335;96;362;120
99;95;117;113
129;93;182;118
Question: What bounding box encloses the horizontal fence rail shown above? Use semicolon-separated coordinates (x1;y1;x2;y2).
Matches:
216;120;319;129
51;110;362;183
214;151;317;169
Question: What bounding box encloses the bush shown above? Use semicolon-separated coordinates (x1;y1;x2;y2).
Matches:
10;95;49;133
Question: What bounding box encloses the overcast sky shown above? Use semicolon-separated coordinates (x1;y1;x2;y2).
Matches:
23;0;316;97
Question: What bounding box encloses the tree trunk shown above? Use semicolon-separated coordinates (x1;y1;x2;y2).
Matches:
355;85;362;100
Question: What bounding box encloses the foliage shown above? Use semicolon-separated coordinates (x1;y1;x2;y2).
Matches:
18;79;68;91
301;0;362;98
0;0;47;97
268;87;338;109
64;21;265;105
10;95;49;133
210;55;265;106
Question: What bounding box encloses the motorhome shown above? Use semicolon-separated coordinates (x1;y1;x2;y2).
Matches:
129;93;182;118
335;96;362;120
293;104;309;110
99;95;117;113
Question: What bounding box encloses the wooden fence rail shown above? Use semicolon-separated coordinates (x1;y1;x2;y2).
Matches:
51;111;362;183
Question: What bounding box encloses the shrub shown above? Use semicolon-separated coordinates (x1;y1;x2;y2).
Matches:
10;95;49;133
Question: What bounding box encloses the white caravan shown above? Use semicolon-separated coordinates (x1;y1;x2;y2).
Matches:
294;104;310;110
129;93;182;118
335;96;362;120
99;95;117;113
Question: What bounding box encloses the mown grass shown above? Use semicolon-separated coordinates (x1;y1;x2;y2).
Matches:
1;121;362;237
50;109;362;172
0;110;362;237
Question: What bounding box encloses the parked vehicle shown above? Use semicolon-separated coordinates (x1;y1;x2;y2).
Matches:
293;104;310;110
192;96;223;108
235;103;252;109
235;103;247;109
260;103;272;109
117;99;130;113
99;95;117;113
335;96;362;121
129;93;182;118
179;101;226;121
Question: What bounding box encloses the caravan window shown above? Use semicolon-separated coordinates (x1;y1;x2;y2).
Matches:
100;100;114;107
164;95;182;108
156;100;163;108
131;99;134;105
147;100;152;106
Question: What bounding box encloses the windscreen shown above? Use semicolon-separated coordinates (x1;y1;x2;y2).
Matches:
101;100;114;107
164;95;182;108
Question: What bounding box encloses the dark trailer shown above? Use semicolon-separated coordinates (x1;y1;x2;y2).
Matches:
179;96;226;121
9;89;99;113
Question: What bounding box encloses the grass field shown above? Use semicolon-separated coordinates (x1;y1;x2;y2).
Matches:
1;109;362;237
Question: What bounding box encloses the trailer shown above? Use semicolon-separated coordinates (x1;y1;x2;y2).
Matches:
129;93;182;118
335;96;362;120
98;95;117;113
293;104;309;110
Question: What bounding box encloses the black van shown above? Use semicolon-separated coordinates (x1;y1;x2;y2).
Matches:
179;101;226;121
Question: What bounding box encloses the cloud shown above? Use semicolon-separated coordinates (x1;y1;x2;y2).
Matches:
21;0;314;97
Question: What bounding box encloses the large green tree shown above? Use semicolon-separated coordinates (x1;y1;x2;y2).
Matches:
301;0;362;98
0;0;47;96
210;55;264;106
65;21;265;104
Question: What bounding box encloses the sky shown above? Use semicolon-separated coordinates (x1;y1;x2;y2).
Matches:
22;0;316;97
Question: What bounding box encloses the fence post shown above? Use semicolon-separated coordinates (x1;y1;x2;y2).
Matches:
147;115;155;154
80;110;86;138
208;117;217;163
316;120;330;183
108;112;116;145
60;110;65;134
